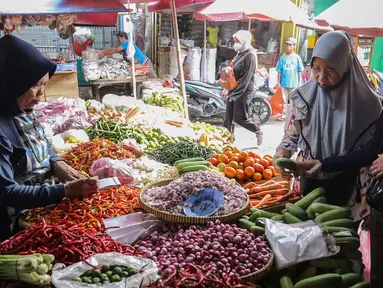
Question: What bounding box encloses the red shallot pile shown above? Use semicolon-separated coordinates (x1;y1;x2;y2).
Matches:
135;220;271;278
142;171;248;216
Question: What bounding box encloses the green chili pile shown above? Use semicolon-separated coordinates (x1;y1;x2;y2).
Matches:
146;141;214;165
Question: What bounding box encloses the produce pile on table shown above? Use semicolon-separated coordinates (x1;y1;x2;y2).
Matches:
0;220;135;266
238;188;369;288
142;171;248;216
190;121;234;147
135;220;272;277
144;91;185;117
21;186;141;235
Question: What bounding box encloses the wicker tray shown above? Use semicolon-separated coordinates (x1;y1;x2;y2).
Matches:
140;178;250;224
241;251;274;282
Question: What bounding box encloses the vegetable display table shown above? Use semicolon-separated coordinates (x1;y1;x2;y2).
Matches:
44;71;79;101
90;76;148;101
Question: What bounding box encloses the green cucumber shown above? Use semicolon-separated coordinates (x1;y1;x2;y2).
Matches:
283;212;302;224
310;203;345;214
310;258;351;270
175;161;210;170
341;273;361;287
250;225;265;236
238;219;255;230
315;208;352;223
322;219;354;228
286;203;309;220
280;275;293;288
307;197;328;218
271;215;284;221
180;165;208;174
249;209;279;219
275;158;297;171
349;282;370;288
323;227;358;237
296;266;317;282
334;237;361;249
293;273;342;288
249;211;262;222
241;215;250;220
174;157;205;166
294;188;326;210
255;218;265;228
334;268;351;275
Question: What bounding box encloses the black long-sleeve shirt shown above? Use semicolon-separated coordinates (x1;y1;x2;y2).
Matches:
321;112;383;172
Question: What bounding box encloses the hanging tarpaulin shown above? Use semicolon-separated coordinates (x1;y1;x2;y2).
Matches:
147;0;214;13
0;0;127;15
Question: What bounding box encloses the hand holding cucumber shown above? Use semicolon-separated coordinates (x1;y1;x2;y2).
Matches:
273;150;293;180
296;160;322;178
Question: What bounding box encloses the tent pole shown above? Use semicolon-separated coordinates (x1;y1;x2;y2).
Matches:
170;0;189;119
248;19;251;30
127;0;137;99
204;19;207;82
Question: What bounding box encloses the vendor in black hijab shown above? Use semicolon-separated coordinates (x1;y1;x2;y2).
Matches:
0;35;99;241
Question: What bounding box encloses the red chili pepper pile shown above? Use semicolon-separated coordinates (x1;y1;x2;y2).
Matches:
147;264;257;288
21;186;141;235
63;138;133;174
0;219;135;265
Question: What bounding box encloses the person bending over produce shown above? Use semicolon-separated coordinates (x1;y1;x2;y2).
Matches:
273;31;382;206
224;30;263;146
0;35;99;241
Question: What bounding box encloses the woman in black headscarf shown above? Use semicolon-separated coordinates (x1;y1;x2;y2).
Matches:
0;35;99;241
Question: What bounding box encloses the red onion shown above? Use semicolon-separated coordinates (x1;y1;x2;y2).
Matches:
135;220;271;278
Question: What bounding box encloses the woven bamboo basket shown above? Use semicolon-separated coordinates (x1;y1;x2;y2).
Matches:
241;251;274;282
140;178;250;224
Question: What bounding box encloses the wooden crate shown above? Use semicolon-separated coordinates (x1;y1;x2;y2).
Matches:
44;71;79;101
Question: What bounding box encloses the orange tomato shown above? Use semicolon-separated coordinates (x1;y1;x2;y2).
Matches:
244;166;255;178
233;147;241;154
235;169;245;181
233;153;240;158
224;147;233;153
224;151;233;159
244;157;255;167
254;158;261;164
217;163;226;172
264;157;273;166
262;169;273;180
212;153;220;160
219;154;229;164
209;158;219;166
259;159;269;169
264;154;273;159
253;163;265;173
252;172;263;181
238;163;244;170
268;166;277;177
229;161;239;169
224;166;236;178
248;151;261;159
229;156;240;163
239;151;248;162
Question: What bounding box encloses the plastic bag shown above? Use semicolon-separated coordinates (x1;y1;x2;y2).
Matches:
104;212;164;245
264;219;339;270
359;226;370;282
90;158;134;185
268;88;284;116
74;27;92;46
52;253;158;288
366;178;383;213
51;130;90;156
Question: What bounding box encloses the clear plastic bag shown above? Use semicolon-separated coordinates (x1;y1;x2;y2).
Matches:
74;27;92;46
51;130;90;156
264;219;339;270
52;253;158;288
90;158;134;185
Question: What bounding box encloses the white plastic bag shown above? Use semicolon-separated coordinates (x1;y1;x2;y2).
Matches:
89;158;134;185
51;130;90;156
264;219;339;270
52;253;158;288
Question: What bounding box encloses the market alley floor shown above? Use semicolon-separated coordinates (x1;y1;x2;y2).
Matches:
234;119;284;156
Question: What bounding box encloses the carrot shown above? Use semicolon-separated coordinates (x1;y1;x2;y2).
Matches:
248;183;284;194
243;182;256;189
256;180;275;187
277;181;290;188
255;194;272;208
249;188;289;199
288;195;302;202
250;200;260;207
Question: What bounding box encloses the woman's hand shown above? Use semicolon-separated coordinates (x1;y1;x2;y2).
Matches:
54;161;85;183
273;149;292;180
296;160;322;178
64;178;99;198
371;154;383;180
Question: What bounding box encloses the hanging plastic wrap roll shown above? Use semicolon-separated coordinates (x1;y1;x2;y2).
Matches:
186;48;202;81
169;46;188;78
201;48;217;83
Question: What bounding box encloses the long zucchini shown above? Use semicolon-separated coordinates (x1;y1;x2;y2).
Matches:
174;157;205;166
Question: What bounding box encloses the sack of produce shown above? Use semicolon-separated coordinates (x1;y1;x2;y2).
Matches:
90;158;134;186
264;219;339;270
52;252;158;287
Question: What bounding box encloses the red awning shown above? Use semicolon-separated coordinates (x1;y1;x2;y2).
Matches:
147;0;214;13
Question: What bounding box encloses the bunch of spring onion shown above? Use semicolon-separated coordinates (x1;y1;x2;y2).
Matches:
0;253;54;286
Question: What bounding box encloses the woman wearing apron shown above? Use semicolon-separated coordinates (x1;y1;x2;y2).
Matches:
0;35;99;241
